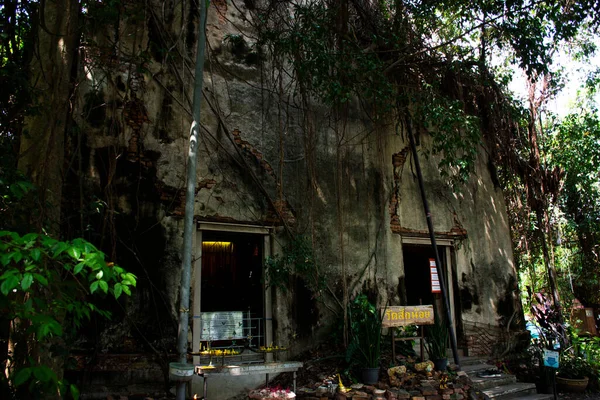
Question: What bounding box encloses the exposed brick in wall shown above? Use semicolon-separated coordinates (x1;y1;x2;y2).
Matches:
388;148;467;240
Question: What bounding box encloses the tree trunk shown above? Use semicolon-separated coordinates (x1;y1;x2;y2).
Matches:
19;0;80;235
15;0;80;391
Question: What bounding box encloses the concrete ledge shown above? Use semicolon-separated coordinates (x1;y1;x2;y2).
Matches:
195;361;303;376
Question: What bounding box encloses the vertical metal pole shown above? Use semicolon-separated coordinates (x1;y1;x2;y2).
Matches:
177;1;209;399
406;116;460;369
193;230;203;366
264;234;273;362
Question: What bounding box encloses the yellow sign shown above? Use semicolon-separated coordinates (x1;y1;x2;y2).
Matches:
381;305;435;327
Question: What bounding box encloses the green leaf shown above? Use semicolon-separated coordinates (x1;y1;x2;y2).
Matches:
32;365;56;382
90;281;99;294
98;280;108;293
122;272;137;287
0;269;18;280
73;262;85;275
1;274;20;295
0;253;9;266
83;241;95;253
85;253;103;270
11;251;23;263
68;246;81;260
53;242;69;258
33;273;48;286
70;384;80;400
13;367;31;386
48;319;63;336
113;283;122;299
37;323;50;340
41;235;57;248
21;273;33;290
30;248;41;262
21;233;38;247
122;285;131;296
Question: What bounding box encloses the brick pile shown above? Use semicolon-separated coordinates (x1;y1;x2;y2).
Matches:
291;368;482;400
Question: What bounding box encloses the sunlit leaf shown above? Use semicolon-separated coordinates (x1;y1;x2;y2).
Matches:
73;262;85;275
68;246;81;260
98;280;108;293
114;283;122;299
70;384;80;400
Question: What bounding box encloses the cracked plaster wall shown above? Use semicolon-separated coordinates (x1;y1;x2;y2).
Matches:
71;0;520;366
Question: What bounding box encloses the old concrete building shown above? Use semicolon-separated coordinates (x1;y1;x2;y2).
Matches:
67;0;521;397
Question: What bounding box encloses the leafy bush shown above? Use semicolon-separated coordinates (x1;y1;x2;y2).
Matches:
425;318;448;361
564;329;600;389
558;353;591;379
0;231;136;398
346;294;383;368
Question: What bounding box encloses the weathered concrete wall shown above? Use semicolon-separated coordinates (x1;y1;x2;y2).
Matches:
68;0;520;397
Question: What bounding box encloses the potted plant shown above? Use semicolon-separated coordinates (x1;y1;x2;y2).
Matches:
556;353;590;392
346;294;383;384
424;316;448;371
528;291;568;394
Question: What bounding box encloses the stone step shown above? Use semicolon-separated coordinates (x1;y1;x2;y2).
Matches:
470;373;517;390
451;356;489;367
460;362;495;374
515;394;554;400
483;382;538;399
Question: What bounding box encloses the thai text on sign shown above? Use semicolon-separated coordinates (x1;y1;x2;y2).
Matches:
381;305;435;327
429;258;441;293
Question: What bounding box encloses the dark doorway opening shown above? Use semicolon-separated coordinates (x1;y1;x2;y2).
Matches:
402;245;445;307
201;231;264;318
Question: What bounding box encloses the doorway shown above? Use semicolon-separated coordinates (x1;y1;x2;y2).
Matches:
401;239;457;330
200;231;263;316
192;223;273;359
402;244;442;307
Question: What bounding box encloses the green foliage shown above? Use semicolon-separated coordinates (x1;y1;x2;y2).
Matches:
254;0;489;186
0;230;136;397
258;2;394;112
424;316;449;360
346;294;383;368
1;1;35;169
561;329;600;385
252;0;600;190
416;86;482;187
558;353;591;379
548;109;600;305
265;235;325;294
